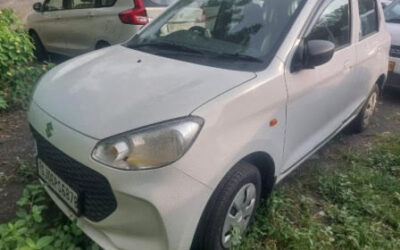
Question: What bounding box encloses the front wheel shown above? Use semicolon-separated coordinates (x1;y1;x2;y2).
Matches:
349;84;379;133
30;32;48;62
193;162;261;250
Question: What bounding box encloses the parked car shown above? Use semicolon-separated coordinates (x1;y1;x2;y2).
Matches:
385;0;400;90
27;0;172;60
28;0;390;249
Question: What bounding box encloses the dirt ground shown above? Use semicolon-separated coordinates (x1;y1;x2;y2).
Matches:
0;90;399;224
0;0;36;23
0;110;35;223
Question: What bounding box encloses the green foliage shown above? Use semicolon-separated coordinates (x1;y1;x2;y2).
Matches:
0;8;51;110
0;182;99;250
237;133;400;250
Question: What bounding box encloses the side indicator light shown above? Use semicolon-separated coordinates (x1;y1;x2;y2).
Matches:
269;119;278;127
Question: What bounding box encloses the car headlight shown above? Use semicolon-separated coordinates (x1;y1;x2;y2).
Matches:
92;117;203;170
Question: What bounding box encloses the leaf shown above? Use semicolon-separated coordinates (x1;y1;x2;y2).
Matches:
36;236;54;249
26;238;36;248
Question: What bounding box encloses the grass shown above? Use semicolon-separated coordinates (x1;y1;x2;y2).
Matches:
237;132;400;250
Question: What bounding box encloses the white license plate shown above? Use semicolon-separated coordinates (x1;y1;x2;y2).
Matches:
37;159;79;213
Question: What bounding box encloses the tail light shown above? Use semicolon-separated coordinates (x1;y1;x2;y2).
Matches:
118;0;148;25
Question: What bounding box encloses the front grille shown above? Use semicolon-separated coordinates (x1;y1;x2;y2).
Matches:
32;128;117;222
390;45;400;58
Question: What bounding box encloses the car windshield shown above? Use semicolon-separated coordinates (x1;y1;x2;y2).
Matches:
126;0;305;67
385;0;400;22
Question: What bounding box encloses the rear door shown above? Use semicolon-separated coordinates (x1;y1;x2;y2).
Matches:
39;0;69;53
354;0;390;101
61;0;97;56
282;0;358;172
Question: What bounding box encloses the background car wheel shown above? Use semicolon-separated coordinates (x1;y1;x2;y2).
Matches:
30;31;48;62
192;162;261;250
349;84;379;133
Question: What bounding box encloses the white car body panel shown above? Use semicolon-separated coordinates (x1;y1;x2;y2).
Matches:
33;45;255;139
28;0;390;249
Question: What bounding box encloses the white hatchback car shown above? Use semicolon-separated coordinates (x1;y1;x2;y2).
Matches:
26;0;172;59
28;0;390;249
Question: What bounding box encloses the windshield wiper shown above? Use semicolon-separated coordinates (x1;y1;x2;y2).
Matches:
129;41;207;56
215;52;263;63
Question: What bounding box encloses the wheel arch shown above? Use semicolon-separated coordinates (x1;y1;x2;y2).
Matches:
95;40;111;50
241;151;276;198
28;28;36;35
376;73;386;91
190;151;276;250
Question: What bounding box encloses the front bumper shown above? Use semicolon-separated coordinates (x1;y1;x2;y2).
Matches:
28;102;212;250
387;57;400;89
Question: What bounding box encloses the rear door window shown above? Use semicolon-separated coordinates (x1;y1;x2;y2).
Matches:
69;0;96;9
98;0;117;7
43;0;64;11
358;0;379;37
143;0;176;7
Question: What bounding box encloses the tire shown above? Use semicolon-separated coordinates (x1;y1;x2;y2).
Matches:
349;84;379;133
30;32;48;62
192;162;262;250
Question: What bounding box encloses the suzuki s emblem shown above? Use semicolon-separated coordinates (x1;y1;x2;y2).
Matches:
45;122;54;138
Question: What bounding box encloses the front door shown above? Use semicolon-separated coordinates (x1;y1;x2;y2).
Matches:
282;0;358;173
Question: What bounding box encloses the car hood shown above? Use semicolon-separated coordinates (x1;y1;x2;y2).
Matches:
32;45;256;139
386;22;400;46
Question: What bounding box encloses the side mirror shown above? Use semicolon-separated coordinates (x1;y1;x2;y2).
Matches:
33;2;42;12
291;40;335;72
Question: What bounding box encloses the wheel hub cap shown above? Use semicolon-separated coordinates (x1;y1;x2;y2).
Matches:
221;183;256;248
363;92;377;126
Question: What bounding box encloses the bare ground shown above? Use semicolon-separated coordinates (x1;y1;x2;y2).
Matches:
0;0;36;23
0;110;35;223
0;90;399;224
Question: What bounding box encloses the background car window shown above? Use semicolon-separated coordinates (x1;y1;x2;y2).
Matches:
384;0;400;22
43;0;64;11
307;0;351;48
143;0;176;7
358;0;379;37
99;0;117;7
70;0;95;9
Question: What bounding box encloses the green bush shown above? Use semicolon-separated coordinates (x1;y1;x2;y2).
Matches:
0;183;99;250
0;162;98;250
0;8;50;110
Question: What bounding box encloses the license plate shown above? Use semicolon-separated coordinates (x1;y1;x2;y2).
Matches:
37;159;80;214
389;61;395;72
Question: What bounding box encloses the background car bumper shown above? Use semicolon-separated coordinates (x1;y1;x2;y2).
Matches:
387;56;400;89
28;102;212;250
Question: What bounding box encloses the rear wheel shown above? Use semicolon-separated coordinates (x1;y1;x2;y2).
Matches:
349;84;379;133
192;162;261;250
30;31;48;62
